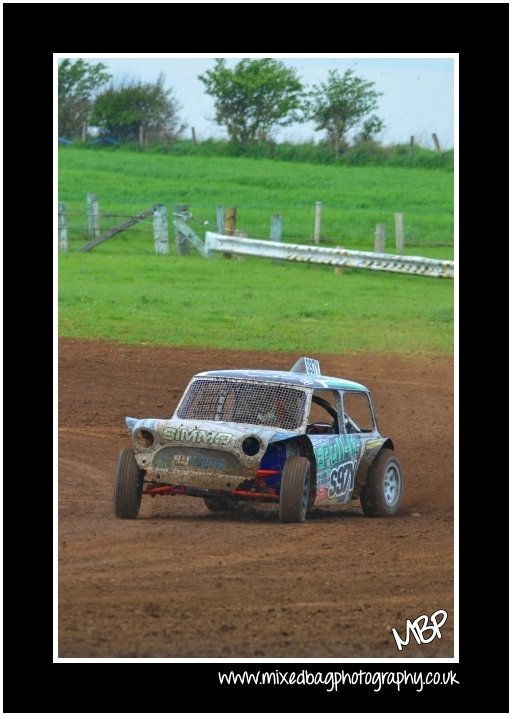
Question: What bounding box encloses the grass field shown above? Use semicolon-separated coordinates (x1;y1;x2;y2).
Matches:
58;148;454;258
59;253;453;355
58;148;454;356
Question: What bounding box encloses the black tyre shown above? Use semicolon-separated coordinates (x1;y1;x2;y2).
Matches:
114;448;143;519
360;448;403;517
279;456;311;523
203;496;238;512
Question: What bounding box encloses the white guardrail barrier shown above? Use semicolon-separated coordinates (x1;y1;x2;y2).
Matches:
205;232;454;279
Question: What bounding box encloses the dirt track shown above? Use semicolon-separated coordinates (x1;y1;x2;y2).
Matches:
58;339;454;658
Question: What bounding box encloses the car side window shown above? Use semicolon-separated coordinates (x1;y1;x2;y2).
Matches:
343;392;375;433
306;390;342;435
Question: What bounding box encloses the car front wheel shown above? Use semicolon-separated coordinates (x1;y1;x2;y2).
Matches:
279;456;311;523
114;448;143;519
360;448;403;517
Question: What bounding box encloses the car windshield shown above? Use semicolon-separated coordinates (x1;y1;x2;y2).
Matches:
176;378;307;430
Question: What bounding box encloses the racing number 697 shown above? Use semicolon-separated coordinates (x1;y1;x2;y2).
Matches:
328;461;356;498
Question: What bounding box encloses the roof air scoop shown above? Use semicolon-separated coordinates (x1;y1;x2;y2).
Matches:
290;357;321;376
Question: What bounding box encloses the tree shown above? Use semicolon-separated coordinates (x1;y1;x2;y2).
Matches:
58;59;111;138
198;58;303;145
355;115;385;143
91;75;184;145
305;68;383;157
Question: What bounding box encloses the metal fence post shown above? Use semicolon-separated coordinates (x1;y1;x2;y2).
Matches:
314;201;322;244
270;214;282;242
374;224;386;253
58;202;68;251
174;204;190;255
87;193;100;242
216;205;225;234
153;204;169;255
395;212;404;254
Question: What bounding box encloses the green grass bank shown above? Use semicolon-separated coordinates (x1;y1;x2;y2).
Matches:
58;149;453;355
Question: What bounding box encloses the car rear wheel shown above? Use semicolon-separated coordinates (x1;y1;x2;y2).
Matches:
279;456;311;523
114;448;143;519
203;496;238;512
360;448;403;517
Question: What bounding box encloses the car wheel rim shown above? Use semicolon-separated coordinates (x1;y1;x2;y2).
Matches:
383;464;400;507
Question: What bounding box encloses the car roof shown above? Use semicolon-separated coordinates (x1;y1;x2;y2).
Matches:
194;369;368;392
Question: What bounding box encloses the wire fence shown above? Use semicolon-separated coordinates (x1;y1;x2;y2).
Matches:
57;194;454;257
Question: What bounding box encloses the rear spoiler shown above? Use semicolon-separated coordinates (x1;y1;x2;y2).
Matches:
290;357;321;376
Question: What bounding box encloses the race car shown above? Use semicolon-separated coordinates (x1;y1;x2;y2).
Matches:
114;357;403;523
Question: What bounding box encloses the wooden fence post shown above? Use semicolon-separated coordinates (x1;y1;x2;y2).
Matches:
58;202;68;251
87;193;100;242
432;133;441;152
409;135;414;159
374;224;386;253
395;212;404;254
314;201;322;244
153;204;169;255
270;213;282;242
225;207;237;236
216;205;225;234
174;204;191;255
334;246;345;275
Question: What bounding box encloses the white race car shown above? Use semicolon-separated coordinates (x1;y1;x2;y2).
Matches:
114;357;403;523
